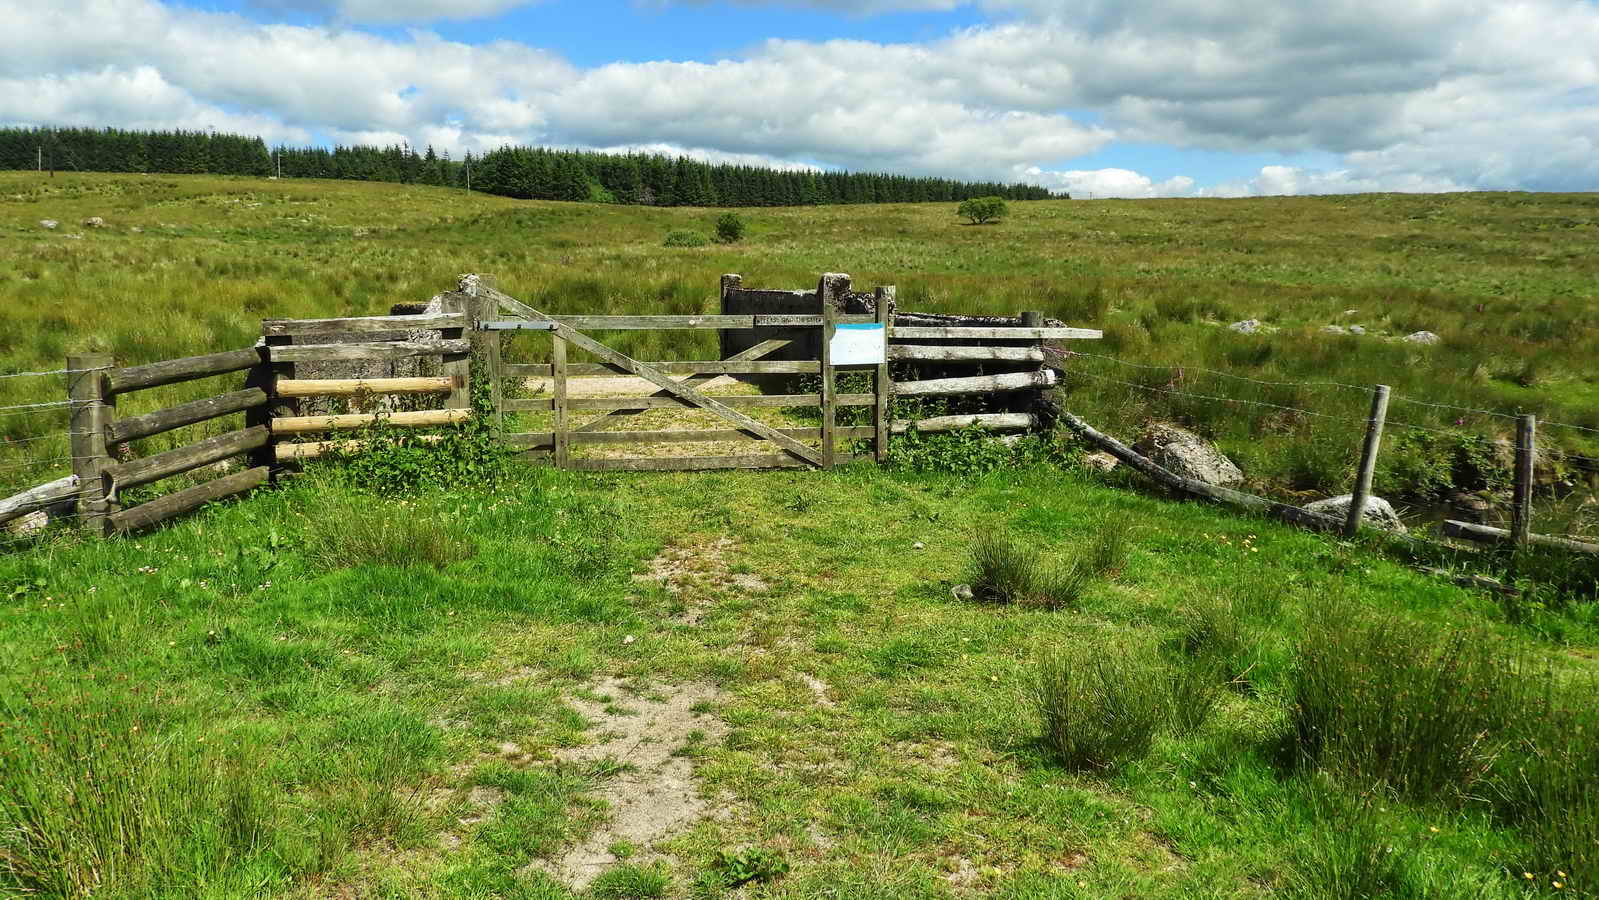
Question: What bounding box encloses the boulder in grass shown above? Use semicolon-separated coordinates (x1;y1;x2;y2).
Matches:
1348;325;1367;335
39;219;57;230
1320;325;1349;336
82;216;106;228
1404;331;1441;345
1304;495;1408;533
5;510;48;537
1135;423;1243;487
1229;319;1264;334
1082;451;1120;473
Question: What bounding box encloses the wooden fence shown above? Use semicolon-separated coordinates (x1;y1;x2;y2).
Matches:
2;270;1104;533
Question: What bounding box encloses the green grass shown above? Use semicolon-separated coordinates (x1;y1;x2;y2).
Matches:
1;459;1595;897
2;174;1598;536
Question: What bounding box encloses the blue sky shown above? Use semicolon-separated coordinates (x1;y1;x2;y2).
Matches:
4;0;1597;197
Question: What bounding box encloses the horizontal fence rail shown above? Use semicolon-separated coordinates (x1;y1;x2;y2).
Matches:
274;376;460;397
268;340;471;363
108;348;261;396
108;388;268;444
262;313;467;337
105;426;271;491
272;409;471;434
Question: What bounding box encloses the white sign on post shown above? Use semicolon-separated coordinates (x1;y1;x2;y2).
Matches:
829;323;886;365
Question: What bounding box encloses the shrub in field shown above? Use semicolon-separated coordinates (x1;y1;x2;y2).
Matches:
1037;645;1166;771
957;196;1008;225
714;212;745;244
1290;603;1528;804
662;229;708;247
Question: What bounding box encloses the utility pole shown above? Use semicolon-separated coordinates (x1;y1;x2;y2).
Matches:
37;145;42;171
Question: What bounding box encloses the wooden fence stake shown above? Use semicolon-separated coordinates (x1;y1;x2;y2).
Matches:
1345;384;1390;538
68;354;115;535
875;285;894;463
552;333;569;468
1513;414;1536;545
818;274;849;468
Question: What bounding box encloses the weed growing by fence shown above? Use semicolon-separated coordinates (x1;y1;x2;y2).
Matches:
1492;678;1599;894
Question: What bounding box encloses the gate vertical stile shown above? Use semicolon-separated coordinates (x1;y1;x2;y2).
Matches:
552;332;569;468
875;285;894;463
819;273;850;469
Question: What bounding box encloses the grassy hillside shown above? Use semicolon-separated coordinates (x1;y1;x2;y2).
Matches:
2;174;1597;525
2;462;1596;898
2;174;1597;897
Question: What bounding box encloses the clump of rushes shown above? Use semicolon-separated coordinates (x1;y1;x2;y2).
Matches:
966;517;1130;610
1037;644;1166;771
1290;601;1531;805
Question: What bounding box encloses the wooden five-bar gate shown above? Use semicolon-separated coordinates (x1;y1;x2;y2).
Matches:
475;273;893;471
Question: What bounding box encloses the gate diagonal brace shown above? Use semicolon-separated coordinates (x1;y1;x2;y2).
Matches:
479;287;825;467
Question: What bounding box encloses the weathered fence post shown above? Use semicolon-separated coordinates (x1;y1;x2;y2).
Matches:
243;346;276;472
1345;384;1390;538
719;274;742;362
552;332;569;469
68;354;115;535
875;285;895;463
1513;414;1536;545
438;292;472;412
818;273;850;468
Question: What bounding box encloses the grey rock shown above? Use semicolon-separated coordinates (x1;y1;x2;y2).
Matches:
1082;451;1120;472
82;216;106;228
951;584;974;602
1341;309;1360;318
130;226;143;234
1348;325;1366;335
5;510;48;537
1404;331;1441;345
1320;325;1349;335
1135;423;1243;487
1304;495;1408;533
38;219;58;230
1229;319;1264;334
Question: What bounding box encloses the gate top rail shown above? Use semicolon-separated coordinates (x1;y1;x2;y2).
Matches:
480;314;878;331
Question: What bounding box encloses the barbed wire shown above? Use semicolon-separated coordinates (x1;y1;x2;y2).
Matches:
1052;348;1372;394
0;432;78;446
1061;369;1475;439
0;366;109;380
0;401;73;414
1053;348;1599;438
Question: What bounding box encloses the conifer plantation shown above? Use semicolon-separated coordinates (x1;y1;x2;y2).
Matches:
0;126;1056;206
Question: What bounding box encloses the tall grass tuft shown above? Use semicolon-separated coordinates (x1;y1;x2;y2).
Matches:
1493;679;1599;895
1036;644;1166;771
0;688;296;896
302;491;474;571
1290;602;1528;805
1284;775;1445;900
966;517;1130;610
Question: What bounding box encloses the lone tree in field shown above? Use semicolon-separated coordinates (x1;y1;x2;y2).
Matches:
958;196;1008;225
